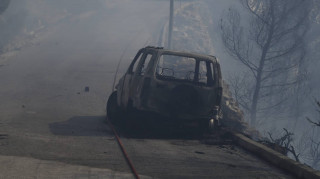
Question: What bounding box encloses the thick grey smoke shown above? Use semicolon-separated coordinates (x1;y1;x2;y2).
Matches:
1;0;319;169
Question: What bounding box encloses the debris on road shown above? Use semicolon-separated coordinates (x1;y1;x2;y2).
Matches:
85;86;90;92
0;134;8;140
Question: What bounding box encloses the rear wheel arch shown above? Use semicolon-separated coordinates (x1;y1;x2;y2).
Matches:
106;91;121;122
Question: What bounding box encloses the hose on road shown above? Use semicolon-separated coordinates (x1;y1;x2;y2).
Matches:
107;117;140;179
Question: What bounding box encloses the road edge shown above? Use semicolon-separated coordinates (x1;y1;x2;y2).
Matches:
232;132;320;179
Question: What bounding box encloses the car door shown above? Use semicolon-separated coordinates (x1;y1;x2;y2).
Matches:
120;49;144;109
130;51;154;108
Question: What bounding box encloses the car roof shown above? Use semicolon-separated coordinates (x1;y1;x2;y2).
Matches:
144;46;217;62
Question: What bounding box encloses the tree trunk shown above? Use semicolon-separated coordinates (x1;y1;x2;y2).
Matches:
250;60;263;126
250;27;274;126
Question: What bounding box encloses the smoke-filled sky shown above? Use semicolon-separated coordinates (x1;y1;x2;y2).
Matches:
1;0;319;124
0;0;320;170
0;0;245;73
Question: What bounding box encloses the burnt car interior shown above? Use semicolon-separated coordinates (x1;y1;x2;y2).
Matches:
156;54;215;86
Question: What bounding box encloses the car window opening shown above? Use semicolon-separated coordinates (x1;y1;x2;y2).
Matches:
156;54;215;86
140;53;153;75
129;51;143;74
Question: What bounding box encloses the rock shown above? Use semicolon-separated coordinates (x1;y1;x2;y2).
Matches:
221;81;261;139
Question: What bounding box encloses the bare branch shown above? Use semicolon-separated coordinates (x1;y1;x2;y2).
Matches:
306;117;320;127
243;0;270;25
264;128;299;161
288;146;300;162
265;44;300;61
258;97;288;111
261;81;298;89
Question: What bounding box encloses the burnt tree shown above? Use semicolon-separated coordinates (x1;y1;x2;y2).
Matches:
301;99;320;170
220;0;311;126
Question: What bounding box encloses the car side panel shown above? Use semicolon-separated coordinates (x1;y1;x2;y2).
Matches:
120;74;132;109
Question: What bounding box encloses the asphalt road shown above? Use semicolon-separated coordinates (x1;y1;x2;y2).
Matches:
0;1;295;178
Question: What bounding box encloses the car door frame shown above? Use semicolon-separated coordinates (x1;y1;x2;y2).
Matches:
119;49;145;109
130;50;156;109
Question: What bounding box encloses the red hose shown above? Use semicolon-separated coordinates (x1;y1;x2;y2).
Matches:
107;117;140;179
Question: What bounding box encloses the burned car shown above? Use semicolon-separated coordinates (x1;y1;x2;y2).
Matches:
107;46;222;130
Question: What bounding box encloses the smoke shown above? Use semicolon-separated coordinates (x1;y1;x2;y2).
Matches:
1;0;319;138
0;0;169;64
0;0;10;15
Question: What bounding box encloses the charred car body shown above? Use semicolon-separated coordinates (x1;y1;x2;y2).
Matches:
107;46;222;130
